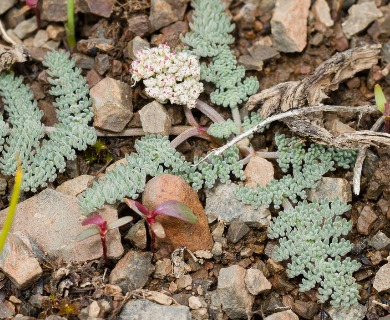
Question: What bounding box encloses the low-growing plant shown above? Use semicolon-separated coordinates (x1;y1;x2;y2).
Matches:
76;215;133;264
124;199;198;250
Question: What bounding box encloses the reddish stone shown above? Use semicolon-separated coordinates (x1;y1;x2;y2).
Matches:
142;174;214;253
357;205;378;235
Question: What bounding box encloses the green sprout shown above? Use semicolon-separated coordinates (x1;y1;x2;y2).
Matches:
374;84;389;133
66;0;76;49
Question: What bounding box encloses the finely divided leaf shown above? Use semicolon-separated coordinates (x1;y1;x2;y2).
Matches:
153;200;198;223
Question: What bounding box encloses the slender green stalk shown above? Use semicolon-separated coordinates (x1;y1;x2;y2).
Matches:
0;161;22;252
66;0;76;49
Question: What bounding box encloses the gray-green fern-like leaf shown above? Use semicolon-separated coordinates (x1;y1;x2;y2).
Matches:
77;135;244;215
0;50;96;191
268;199;360;307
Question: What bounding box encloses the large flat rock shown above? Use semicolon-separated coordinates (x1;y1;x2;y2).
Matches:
0;189;123;262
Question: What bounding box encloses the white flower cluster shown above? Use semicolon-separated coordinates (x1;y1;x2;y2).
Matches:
130;44;203;108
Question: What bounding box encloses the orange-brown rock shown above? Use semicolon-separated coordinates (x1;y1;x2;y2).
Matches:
142;174;213;252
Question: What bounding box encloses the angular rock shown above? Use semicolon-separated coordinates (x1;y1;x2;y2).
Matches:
149;0;189;31
238;55;263;71
124;220;147;250
188;296;203;310
46;25;66;41
244;156;274;188
109;251;154;293
341;2;383;39
56;175;94;196
77;38;115;55
139;101;172;136
368;231;390;250
86;69;102;88
205;184;271;227
307;177;352;202
327;303;367;320
127;36;150;60
265;310;299;320
244;268;271;295
91;77;133;132
0;189;123;262
154;258;172;279
312;0;334;27
218;265;254;319
373;261;390;292
128;15;151;37
357;205;378;235
72;53;95;70
118;299;190;320
292;300;318;319
142;174;214;253
13;17;38;40
327;118;355;136
176;275;192;290
95;54;110;75
226;221;250;244
248;44;280;62
0;0;16;15
271;0;311;52
33;30;49;48
0;233;42;290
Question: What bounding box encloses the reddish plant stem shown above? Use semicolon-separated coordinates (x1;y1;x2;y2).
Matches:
100;234;108;264
170;126;209;148
195;99;225;123
184;105;199;127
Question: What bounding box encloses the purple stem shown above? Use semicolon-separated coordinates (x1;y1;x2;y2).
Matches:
170;126;209;148
100;234;108;265
184;105;199;127
195;99;225;123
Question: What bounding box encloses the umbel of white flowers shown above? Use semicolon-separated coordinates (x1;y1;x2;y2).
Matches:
130;44;203;108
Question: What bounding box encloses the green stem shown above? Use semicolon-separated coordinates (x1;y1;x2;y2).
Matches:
66;0;76;50
0;161;22;252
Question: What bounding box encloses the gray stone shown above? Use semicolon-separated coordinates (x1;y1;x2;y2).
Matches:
373;261;390;292
218;265;254;319
342;2;383;38
368;231;390;250
205;184;271;227
327;303;367;320
127;36;150;60
0;233;42;290
118;299;190;320
72;53;95;70
271;0;311;52
244;268;272;295
13;17;38;40
33;30;49;48
109;251;154;293
307;177;352;202
56;175;94;197
312;0;334;27
42;40;60;51
226;221;250;244
124;220;147;250
4;7;25;29
176;274;192;290
238;55;263;71
140;101;171;135
0;0;17;15
95;54;111;75
77;38;115;54
211;242;223;256
149;0;189;31
0;189;123;262
248;44;280;62
46;25;66;41
265;310;299;320
154;258;172;279
91;77;133;132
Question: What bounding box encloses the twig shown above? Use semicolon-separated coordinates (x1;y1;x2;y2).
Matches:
202;104;378;161
353;117;384;195
0;20;16;46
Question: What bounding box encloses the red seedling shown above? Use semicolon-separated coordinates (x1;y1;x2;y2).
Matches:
26;0;41;28
123;199;198;250
76;214;133;264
